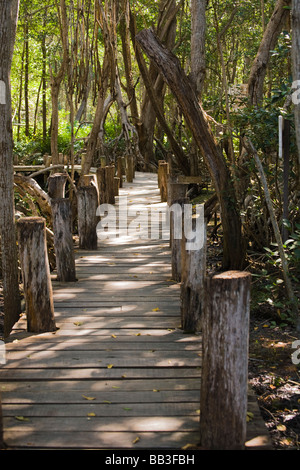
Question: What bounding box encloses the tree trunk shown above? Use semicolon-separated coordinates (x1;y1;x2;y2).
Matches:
247;0;291;106
200;271;251;450
0;0;22;338
130;1;182;171
190;0;208;97
14;174;52;224
50;0;69;165
24;18;30;137
17;217;57;333
292;0;300;169
136;29;245;269
51;199;76;282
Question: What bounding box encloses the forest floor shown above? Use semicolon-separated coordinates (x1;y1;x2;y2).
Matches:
207;238;300;451
248;308;300;450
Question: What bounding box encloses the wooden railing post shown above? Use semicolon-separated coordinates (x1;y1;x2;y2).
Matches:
125;155;134;183
16;217;57;333
77;185;98;250
0;392;3;449
47;173;68;199
181;212;206;332
200;271;251;450
51;199;77;282
170;197;188;282
96;167;106;205
105;166;115;205
158;161;169;202
117;156;124;188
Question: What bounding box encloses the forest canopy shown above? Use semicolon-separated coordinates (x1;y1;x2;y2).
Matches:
2;0;300;329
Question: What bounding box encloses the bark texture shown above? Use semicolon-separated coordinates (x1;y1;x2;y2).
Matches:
77;186;98;250
292;0;300;168
181;218;206;332
200;271;251;450
248;0;291;105
17;217;56;333
0;0;22;337
51;199;76;282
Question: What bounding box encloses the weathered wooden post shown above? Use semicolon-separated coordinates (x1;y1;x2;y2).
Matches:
159;162;169;202
17;217;57;333
157;160;166;188
125;155;134;183
114;177;120;196
48;173;68;199
181;211;206;332
105;166;115;205
200;271;251;450
117;156;124;188
0;392;3;449
77;185;98;250
100;155;107;168
170;197;188;282
51;199;77;282
96;167;106;205
167;174;186;214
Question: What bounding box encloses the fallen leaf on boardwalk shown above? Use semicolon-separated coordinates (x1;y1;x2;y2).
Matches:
112;386;120;389
135;333;141;336
15;416;30;421
132;437;140;444
103;400;112;404
123;407;132;411
107;364;114;368
122;374;127;378
87;413;96;417
153;389;160;392
111;334;117;338
182;443;194;450
74;322;83;326
82;395;96;401
152;308;160;312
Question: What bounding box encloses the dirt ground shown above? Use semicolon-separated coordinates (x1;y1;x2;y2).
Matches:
248;307;300;450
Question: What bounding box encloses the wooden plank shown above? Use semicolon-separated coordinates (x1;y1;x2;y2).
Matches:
3;416;200;432
0;378;200;393
4;350;201;368
3;430;200;449
2;402;200;418
0;367;201;381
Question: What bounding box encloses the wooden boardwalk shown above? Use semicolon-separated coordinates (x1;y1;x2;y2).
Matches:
0;172;271;450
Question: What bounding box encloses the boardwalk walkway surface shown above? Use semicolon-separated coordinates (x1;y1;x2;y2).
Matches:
1;172;271;450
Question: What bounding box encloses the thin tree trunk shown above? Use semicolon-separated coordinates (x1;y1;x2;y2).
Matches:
24;18;30;137
190;0;208;98
136;29;245;269
0;0;22;338
50;0;69;165
248;0;291;105
292;0;300;169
